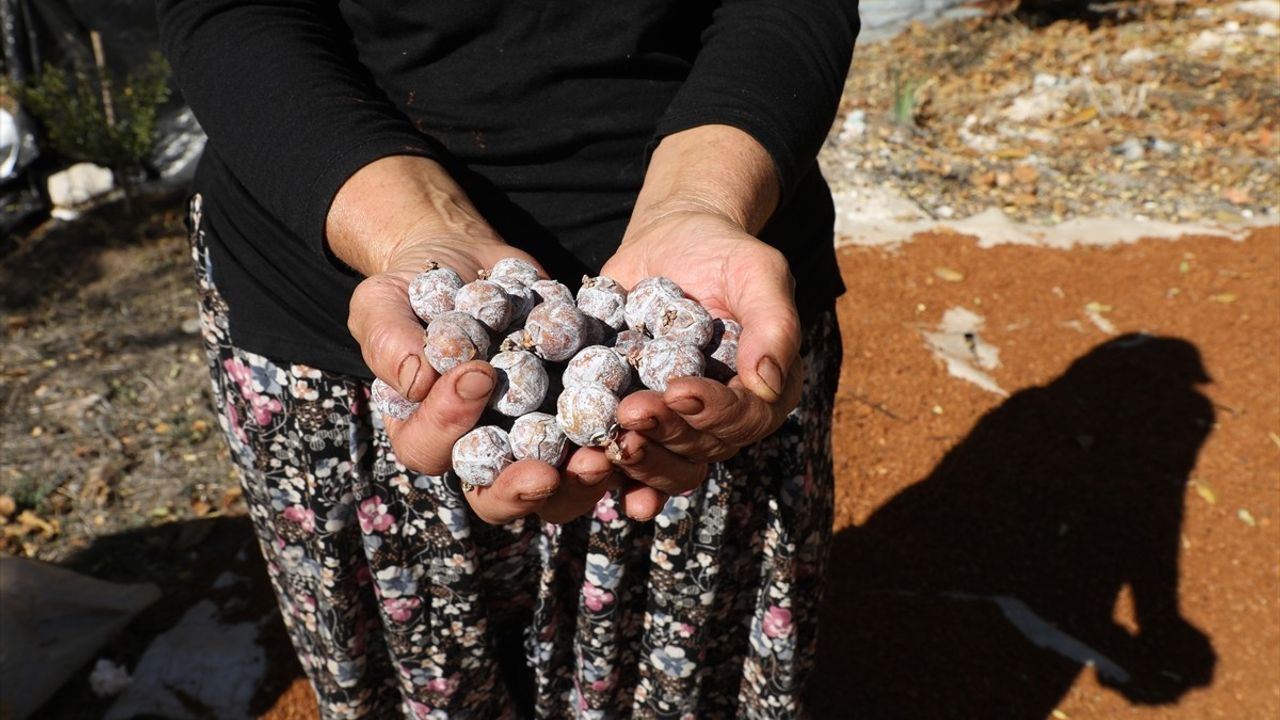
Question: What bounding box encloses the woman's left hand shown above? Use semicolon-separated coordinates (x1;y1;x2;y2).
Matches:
599;207;804;519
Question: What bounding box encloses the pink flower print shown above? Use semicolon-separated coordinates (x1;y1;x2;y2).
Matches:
593;496;618;522
426;675;459;698
222;357;282;425
224;401;248;444
678;622;696;638
382;596;421;623
357;497;394;533
281;505;315;533
582;581;615;611
248;394;283;426
762;606;793;638
407;699;433;719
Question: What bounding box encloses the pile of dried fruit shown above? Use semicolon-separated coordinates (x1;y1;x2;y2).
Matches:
370;259;739;488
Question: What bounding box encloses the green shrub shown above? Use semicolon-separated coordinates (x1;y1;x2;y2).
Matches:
19;52;171;192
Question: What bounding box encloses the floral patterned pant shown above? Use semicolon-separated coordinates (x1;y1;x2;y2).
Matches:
188;195;841;719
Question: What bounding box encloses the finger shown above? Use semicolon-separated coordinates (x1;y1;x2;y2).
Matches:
725;247;801;403
349;272;437;401
617;481;669;522
616;390;734;463
564;447;614;487
607;431;708;496
383;360;496;474
465;459;560;525
537;466;611;525
661;376;787;448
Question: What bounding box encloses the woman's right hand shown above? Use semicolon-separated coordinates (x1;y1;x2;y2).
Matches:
332;156;611;525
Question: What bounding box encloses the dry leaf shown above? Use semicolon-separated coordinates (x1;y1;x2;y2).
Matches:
934;267;965;282
1208;293;1237;303
1191;481;1217;505
1237;509;1256;527
0;495;14;520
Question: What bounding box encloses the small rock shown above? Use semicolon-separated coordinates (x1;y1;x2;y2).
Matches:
1119;47;1157;65
1188;30;1225;55
1012;165;1039;184
1236;0;1280;20
1113;138;1145;161
47;163;114;208
935;205;955;219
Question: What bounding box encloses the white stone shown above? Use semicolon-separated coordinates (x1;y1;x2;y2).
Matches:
1188;30;1225;55
1118;47;1157;65
47;162;115;207
1236;0;1280;20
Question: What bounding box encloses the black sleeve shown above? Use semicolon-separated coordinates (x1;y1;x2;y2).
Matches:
156;0;439;252
653;0;860;198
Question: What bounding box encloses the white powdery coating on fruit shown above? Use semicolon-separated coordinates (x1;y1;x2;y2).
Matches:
455;279;513;332
637;337;706;392
488;258;541;289
408;268;463;324
506;284;537;326
611;329;649;360
424;312;491;374
624;276;684;332
577;276;628;332
530;279;575;306
705;318;742;381
652;297;714;348
452;426;512;488
370;378;419;420
525;301;589;361
509;412;570;466
563;345;632;395
556;383;620;447
488;351;549;417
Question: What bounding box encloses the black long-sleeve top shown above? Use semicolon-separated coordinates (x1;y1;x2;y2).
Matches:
158;0;859;378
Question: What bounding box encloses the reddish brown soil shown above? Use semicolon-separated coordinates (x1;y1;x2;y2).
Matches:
813;228;1279;719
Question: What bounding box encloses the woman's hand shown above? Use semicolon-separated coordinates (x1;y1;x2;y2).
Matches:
599;210;803;517
332;156;610;525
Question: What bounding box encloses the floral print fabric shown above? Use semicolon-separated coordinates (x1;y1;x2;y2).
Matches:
188;194;841;719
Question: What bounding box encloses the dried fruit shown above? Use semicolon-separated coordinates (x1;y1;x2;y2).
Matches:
577;275;628;332
509;412;570;466
424;311;491;374
488;351;549;417
523;301;590;361
455;279;513;332
451;426;512;488
704;318;742;381
556;383;619;447
506;284;537;326
487;257;541;290
651;297;714;348
370;378;420;421
624;276;683;332
408;265;464;324
563;345;632;395
529;279;575;306
636;337;705;392
611;329;649;360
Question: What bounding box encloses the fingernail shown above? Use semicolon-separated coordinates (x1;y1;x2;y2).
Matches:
519;487;556;502
457;370;494;401
397;355;421;396
668;395;703;415
577;470;610;486
755;357;783;401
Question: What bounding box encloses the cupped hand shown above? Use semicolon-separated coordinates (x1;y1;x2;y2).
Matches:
350;235;610;525
599;209;804;510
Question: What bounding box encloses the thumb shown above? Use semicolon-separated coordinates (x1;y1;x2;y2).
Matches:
727;254;801;403
349;271;438;401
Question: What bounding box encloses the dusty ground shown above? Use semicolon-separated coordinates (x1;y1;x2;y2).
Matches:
5;219;1275;718
3;3;1277;718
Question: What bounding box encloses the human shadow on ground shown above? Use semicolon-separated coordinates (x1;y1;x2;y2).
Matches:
812;334;1217;719
38;516;305;718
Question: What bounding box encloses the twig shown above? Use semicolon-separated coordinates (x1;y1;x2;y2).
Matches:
846;392;909;422
89;31;115;129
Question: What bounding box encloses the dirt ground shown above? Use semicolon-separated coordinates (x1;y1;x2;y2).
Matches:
5;217;1274;718
2;3;1277;716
